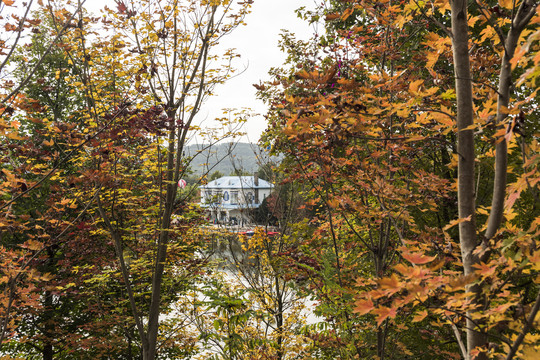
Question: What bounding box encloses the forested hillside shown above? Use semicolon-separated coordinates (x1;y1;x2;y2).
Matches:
0;1;539;360
185;142;272;175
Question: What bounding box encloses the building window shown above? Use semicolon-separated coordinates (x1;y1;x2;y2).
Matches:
223;191;229;202
231;191;238;204
246;192;253;203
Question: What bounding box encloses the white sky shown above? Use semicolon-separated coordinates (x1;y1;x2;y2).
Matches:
201;0;317;143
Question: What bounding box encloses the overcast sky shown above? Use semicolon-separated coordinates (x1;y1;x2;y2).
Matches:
200;0;317;143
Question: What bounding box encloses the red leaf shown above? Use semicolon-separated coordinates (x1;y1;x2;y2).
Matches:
117;1;127;14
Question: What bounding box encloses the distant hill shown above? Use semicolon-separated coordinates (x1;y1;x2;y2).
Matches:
184;142;277;176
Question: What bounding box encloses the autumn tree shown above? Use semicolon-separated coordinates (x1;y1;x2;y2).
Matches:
1;1;249;358
260;7;456;360
449;0;538;357
0;3;167;357
81;1;252;359
261;0;539;359
0;0;98;352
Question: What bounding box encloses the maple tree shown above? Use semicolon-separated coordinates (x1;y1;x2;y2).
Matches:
260;12;454;360
0;2;99;354
260;0;539;359
0;4;151;357
1;0;251;359
89;1;252;359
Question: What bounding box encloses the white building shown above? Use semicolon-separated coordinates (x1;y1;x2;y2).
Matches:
199;175;273;225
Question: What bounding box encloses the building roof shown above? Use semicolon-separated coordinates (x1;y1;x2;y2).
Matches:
201;176;273;190
200;203;261;210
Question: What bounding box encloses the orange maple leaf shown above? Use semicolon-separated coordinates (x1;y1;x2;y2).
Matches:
325;13;340;21
373;306;397;326
340;8;354;21
353;298;374;315
402;251;436;265
412;310;428;322
443;215;472;231
505;191;521;210
472;262;496;277
378;274;402;295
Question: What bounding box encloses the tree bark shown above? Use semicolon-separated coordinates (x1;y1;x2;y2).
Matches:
484;0;537;240
450;0;486;357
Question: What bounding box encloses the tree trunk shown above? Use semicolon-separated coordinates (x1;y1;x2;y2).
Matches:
275;277;284;360
450;0;487;358
485;0;537;240
144;109;178;360
42;342;53;360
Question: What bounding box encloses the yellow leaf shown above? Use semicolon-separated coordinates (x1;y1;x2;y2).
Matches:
522;345;540;359
480;26;498;44
499;0;513;10
443;215;472;231
6;131;25;140
528;251;540;271
440;89;456;100
462;124;477;131
409;79;424;94
1;168;17;184
23;240;43;251
405;135;426;142
426;51;441;69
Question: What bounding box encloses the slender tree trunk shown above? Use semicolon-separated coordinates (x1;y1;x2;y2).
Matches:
485;0;537;240
42;343;53;360
42;249;55;360
144;109;178;360
450;0;487;358
275;277;284;360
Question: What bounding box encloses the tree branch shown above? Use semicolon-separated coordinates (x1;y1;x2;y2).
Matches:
505;291;540;360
